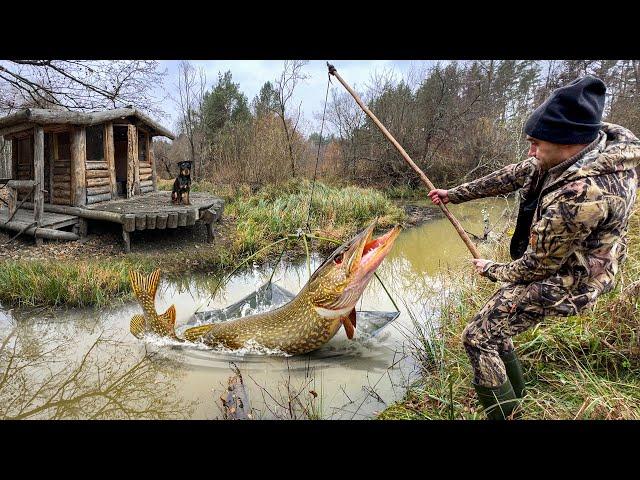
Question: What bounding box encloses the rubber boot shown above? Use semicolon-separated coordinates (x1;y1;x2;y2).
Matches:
473;379;518;420
500;350;526;398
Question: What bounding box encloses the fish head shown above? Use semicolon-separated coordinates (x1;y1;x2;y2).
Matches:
308;219;401;317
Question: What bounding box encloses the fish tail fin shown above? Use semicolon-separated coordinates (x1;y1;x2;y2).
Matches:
157;304;179;338
130;314;146;339
183;324;215;343
129;268;161;302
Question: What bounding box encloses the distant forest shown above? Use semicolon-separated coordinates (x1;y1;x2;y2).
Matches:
2;60;639;188
156;60;640;189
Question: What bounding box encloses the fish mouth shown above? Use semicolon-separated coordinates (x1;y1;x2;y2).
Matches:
312;220;401;316
349;221;401;280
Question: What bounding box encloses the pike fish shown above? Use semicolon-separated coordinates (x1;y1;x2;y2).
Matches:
129;220;400;355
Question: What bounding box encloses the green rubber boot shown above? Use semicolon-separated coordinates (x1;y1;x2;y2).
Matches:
500;350;526;399
473;379;518;420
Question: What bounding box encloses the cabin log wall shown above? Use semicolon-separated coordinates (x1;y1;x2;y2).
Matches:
51;133;72;205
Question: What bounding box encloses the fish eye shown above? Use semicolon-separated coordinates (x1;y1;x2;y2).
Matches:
333;253;343;264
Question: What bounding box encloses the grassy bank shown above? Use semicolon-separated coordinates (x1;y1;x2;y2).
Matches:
0;180;406;308
379;208;640;420
0;259;155;308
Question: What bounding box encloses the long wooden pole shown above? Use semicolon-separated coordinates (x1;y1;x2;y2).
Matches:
327;63;480;259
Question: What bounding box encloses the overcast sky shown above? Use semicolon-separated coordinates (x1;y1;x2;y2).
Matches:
154;60;437;137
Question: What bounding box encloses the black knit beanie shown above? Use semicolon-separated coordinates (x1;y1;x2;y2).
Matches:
524;75;606;144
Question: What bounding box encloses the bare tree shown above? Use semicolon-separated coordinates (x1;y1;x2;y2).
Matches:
0;60;167;118
272;60;309;178
152;139;173;178
174;61;207;180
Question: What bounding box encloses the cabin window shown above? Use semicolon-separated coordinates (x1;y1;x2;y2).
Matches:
86;125;104;161
138;131;147;162
57;133;71;160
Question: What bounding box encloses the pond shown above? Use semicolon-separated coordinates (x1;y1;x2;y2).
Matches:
0;197;514;420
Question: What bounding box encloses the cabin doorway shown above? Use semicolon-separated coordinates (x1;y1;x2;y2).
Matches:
114;126;128;197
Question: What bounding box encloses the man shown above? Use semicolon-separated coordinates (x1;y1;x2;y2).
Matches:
428;75;639;419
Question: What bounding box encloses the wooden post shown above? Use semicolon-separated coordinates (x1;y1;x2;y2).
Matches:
48;133;54;204
122;228;131;253
11;139;17;179
148;135;157;192
50;134;59;205
7;186;16;219
70;127;87;206
135;214;146;230
207;222;215;243
104;122;117;199
33;126;44;227
127;125;139;198
78;218;88;238
156;213;168;229
123;214;136;232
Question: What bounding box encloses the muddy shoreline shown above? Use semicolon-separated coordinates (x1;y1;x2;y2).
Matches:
0;201;437;263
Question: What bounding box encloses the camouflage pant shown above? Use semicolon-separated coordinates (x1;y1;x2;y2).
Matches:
462;276;588;387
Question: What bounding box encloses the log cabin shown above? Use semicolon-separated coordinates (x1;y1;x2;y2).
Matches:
0;107;223;251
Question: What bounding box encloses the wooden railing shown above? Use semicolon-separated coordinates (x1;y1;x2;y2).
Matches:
3;179;39;225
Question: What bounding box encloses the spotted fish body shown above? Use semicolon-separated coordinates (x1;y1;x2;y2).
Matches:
129;221;400;355
184;284;352;354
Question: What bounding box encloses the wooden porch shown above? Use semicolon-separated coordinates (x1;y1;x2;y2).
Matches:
1;191;224;252
0;205;80;243
85;191;224;252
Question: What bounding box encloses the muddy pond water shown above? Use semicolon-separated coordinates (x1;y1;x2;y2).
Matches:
0;197;513;420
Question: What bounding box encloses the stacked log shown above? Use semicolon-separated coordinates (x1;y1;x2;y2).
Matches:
51;134;72;205
139;161;154;193
85;161;112;205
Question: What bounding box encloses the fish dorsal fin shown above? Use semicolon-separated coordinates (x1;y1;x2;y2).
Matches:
159;304;176;328
183;324;215;342
129;268;161;299
342;308;357;340
130;314;146;339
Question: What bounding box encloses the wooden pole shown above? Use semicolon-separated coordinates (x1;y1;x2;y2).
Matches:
70;127;87;206
1;220;80;241
127;125;138;198
48;133;55;204
33;126;44;227
104;122;117;199
149;135;157;192
11;139;17;179
7;185;16;219
21;201;124;223
327;63;480;259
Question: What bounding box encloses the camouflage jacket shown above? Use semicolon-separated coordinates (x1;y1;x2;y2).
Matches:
448;122;639;309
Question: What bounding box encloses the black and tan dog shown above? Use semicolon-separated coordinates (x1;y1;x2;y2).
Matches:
171;161;192;205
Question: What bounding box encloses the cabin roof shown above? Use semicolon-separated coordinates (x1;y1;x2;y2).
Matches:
0;107;175;139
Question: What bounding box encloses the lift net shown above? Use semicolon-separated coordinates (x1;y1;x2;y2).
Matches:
191;282;399;337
